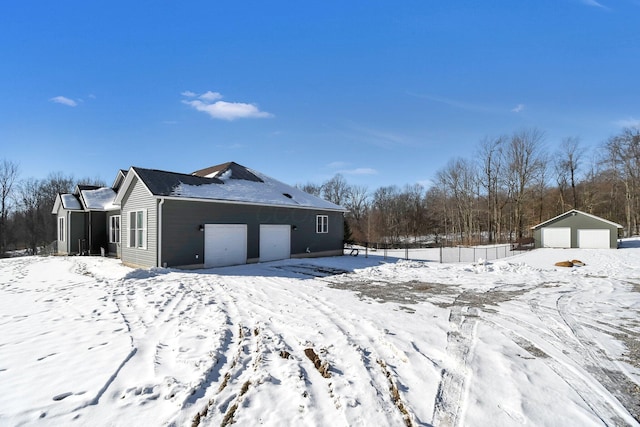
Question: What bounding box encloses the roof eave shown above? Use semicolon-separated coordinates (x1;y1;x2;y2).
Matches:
154;194;347;212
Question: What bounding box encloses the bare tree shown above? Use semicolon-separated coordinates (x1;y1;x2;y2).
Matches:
0;159;19;255
297;182;323;197
436;158;479;244
605;127;640;236
322;174;351;206
477;136;506;243
555;137;582;210
504;128;546;239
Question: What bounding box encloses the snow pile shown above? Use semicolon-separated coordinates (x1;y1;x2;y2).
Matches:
0;242;639;426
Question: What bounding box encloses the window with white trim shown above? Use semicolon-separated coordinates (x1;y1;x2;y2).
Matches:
316;215;328;233
110;215;121;244
58;217;65;241
128;210;146;248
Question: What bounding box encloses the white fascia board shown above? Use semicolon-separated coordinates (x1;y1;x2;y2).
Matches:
155;195;348;212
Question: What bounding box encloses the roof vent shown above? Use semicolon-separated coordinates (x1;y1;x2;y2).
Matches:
283;193;293;199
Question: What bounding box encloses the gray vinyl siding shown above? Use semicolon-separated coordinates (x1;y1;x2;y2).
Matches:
160;200;343;267
120;177;157;268
533;212;620;248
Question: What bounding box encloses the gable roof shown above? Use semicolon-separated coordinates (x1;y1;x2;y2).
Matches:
52;183;119;214
51;193;83;213
531;209;623;230
192;162;263;183
115;163;346;212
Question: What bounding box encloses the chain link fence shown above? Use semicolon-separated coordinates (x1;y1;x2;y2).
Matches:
347;242;531;263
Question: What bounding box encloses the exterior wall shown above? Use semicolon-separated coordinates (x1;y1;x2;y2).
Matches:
88;211;107;255
56;209;69;255
120;177;157;268
160;200;344;268
106;210;121;258
533;212;620;248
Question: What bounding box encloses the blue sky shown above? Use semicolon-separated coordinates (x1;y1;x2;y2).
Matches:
1;0;639;190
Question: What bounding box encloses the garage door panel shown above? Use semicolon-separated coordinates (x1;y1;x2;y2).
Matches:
578;229;610;249
205;224;247;267
260;224;290;262
542;227;571;248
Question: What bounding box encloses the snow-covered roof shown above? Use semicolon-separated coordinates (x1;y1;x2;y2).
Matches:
61;194;82;210
117;163;346;212
531;209;623;229
51;193;83;214
80;187;118;211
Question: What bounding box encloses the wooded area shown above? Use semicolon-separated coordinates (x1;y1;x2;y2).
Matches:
303;127;640;246
1;126;639;256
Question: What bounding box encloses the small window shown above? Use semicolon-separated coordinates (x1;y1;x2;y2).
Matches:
128;210;146;249
316;215;328;233
110;215;121;244
58;217;65;242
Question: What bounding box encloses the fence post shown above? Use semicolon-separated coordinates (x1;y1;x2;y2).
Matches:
405;244;409;260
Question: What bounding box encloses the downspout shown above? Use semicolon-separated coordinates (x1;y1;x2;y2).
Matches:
158;198;165;268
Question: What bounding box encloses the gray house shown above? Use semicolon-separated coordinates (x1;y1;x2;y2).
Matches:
55;162;346;269
531;209;623;249
51;173;124;256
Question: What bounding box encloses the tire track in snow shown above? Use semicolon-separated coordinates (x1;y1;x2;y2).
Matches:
487;282;639;426
432;301;479;427
193;273;418;426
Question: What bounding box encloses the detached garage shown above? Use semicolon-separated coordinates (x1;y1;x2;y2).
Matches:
531;210;623;249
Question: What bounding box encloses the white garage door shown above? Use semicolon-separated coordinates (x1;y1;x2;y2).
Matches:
204;224;247;268
578;229;610;249
542;227;571;248
259;224;291;262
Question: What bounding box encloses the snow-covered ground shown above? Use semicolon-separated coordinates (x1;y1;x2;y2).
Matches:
1;241;639;426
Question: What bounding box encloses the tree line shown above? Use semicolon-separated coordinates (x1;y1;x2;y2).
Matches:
301;127;640;246
1;126;638;256
0;161;104;256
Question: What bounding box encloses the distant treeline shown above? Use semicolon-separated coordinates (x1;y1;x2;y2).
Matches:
299;127;640;246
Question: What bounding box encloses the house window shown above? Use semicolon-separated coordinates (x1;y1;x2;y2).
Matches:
316;215;328;233
110;215;121;244
58;217;65;241
128;210;146;248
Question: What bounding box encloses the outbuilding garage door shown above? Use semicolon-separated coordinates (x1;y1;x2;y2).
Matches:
578;229;610;249
204;224;247;268
542;227;571;248
259;224;291;262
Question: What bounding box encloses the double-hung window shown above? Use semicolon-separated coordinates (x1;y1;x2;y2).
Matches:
110;215;121;244
58;217;65;241
128;210;146;248
316;215;328;234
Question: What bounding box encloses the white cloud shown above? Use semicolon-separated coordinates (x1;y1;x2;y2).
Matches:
181;90;197;97
344;168;378;176
512;104;525;113
182;91;272;121
199;91;223;101
615;117;640;128
50;96;78;107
